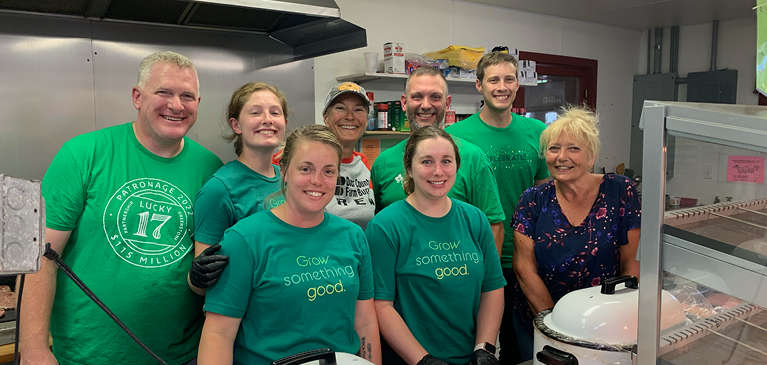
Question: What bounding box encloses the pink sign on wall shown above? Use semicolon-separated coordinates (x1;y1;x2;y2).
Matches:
727;156;766;183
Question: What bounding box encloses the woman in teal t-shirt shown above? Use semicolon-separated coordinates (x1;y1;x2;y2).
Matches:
198;125;381;365
365;126;505;365
189;82;288;292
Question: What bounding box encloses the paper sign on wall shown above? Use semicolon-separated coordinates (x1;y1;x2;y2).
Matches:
726;155;765;183
361;138;381;165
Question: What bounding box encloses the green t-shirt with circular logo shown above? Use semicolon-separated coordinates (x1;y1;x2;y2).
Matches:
43;122;223;365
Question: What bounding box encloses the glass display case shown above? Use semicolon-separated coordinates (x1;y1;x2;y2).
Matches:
638;101;767;365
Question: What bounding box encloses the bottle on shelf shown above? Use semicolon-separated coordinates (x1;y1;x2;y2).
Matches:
366;92;377;131
376;103;389;131
391;101;401;131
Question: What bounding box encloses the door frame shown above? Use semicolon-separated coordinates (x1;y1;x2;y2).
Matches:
513;51;598;111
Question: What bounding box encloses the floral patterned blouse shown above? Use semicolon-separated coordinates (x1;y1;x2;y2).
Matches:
511;174;641;328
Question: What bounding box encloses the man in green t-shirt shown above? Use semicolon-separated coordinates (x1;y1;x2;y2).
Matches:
19;51;223;365
371;67;506;247
446;51;548;364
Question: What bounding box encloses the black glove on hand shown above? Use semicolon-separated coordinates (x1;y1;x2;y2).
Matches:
468;349;499;365
417;354;452;365
190;243;229;289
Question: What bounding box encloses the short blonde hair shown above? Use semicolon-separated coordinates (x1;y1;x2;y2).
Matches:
540;105;601;159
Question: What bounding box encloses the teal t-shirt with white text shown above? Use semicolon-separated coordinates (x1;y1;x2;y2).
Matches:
365;199;506;364
205;211;374;365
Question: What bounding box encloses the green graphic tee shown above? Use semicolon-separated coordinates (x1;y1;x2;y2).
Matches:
366;199;506;364
194;160;283;245
447;112;548;268
370;136;505;224
43;122;223;365
205;211;374;365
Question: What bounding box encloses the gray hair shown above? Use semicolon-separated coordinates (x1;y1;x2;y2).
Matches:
137;51;199;89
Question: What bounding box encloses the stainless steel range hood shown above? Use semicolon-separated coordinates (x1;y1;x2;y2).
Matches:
0;0;367;61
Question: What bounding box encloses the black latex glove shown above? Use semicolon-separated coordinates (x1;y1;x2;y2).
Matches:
467;349;499;365
189;243;229;289
417;354;452;365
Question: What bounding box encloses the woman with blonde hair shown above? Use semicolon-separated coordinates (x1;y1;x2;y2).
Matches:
511;106;641;360
199;124;380;365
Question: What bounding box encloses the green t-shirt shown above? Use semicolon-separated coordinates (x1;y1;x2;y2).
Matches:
447;113;548;267
42;122;223;365
365;199;506;364
370;136;505;224
194;160;282;245
205;211;374;365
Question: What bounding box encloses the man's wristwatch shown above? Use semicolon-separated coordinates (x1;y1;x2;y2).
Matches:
474;342;496;354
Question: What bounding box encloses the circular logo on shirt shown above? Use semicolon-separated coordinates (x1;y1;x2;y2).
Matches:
103;178;193;268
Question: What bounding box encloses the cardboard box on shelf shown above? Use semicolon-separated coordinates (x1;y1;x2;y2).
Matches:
405;60;417;75
384;42;405;74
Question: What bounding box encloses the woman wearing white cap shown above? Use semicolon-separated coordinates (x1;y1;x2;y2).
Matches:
321;82;375;229
276;82;375;229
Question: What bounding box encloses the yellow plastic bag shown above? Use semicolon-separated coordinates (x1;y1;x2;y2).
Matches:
424;45;485;70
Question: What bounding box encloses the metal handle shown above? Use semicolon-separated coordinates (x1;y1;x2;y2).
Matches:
271;349;336;365
601;275;639;294
536;345;578;365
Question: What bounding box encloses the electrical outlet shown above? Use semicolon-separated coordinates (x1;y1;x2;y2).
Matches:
0;174;44;274
703;164;713;179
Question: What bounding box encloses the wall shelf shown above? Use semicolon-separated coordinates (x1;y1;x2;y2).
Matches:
336;72;475;86
336;72;537;87
362;130;410;139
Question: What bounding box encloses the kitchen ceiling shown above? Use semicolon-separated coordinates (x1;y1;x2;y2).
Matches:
462;0;757;30
0;0;367;62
